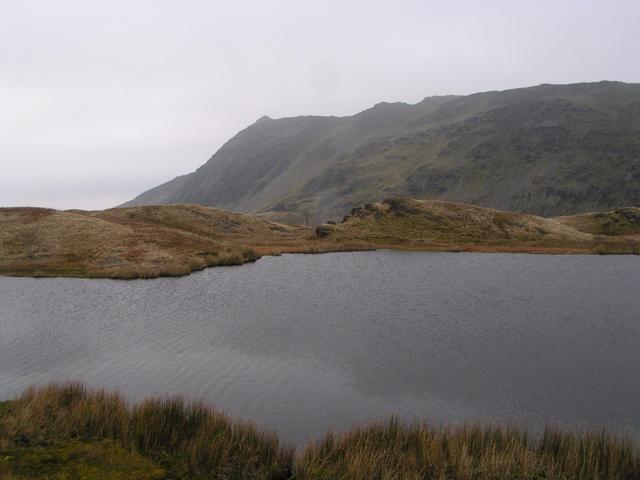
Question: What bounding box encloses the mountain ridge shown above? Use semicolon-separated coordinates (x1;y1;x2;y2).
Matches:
123;81;640;223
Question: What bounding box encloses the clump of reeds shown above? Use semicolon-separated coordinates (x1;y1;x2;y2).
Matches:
101;247;261;279
0;382;293;479
301;241;376;254
207;247;258;267
294;418;640;480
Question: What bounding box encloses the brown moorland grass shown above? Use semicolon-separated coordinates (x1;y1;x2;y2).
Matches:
0;383;293;480
320;198;640;256
295;418;640;480
0;204;380;279
1;383;639;479
556;208;640;236
1;200;639;279
328;199;596;246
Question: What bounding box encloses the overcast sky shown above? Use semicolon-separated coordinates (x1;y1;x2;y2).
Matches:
1;0;639;209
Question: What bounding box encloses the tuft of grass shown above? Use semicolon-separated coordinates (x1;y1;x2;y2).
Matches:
301;241;376;254
241;248;259;262
294;418;640;480
0;383;293;479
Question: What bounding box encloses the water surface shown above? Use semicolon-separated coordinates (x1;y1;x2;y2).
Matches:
1;251;639;444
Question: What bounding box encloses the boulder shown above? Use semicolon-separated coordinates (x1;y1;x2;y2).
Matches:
315;224;335;238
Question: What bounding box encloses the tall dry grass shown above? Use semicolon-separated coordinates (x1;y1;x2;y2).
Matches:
294;418;640;480
103;247;260;279
1;384;639;479
300;241;376;254
0;382;293;479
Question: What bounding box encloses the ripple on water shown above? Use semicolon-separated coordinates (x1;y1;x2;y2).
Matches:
1;251;639;444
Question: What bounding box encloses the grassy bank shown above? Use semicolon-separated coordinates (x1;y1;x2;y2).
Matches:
1;200;639;280
0;383;293;479
297;420;640;480
1;384;638;479
0;205;378;279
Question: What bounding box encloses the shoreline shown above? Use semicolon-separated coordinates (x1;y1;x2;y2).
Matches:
2;200;638;280
1;241;637;281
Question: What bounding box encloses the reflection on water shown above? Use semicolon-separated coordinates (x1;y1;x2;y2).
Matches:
1;251;639;444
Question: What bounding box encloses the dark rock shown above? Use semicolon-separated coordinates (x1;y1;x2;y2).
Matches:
617;208;640;223
315;224;334;237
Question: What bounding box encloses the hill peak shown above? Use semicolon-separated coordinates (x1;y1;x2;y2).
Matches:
123;81;640;223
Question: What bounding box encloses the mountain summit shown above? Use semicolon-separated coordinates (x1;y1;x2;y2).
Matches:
123;81;640;223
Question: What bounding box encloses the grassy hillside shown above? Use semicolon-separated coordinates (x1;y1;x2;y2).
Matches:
123;81;640;223
0;204;377;279
325;198;590;245
316;198;640;254
1;200;639;279
556;207;640;235
0;205;313;279
1;383;638;479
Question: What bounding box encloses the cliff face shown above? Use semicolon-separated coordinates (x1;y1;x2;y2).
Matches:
123;81;640;223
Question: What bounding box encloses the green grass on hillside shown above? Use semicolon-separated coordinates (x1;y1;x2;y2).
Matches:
557;208;640;236
0;440;166;480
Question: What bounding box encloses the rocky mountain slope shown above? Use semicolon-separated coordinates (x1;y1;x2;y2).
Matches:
123;81;640;223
